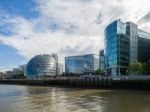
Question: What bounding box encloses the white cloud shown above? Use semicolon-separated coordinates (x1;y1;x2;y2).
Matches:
0;0;150;66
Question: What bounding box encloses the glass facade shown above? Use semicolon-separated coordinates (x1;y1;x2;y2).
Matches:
65;54;99;74
99;50;105;70
25;54;58;77
105;20;150;77
57;63;63;75
105;20;129;76
138;30;150;62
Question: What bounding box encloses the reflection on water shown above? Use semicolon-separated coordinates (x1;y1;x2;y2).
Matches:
0;85;150;112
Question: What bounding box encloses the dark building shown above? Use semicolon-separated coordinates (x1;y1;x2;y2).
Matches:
105;20;150;77
99;50;105;70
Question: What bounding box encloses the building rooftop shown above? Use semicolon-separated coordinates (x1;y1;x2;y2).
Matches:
65;54;99;58
138;29;150;39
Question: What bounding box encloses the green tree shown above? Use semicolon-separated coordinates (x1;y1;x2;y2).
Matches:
129;62;143;75
143;60;150;74
94;68;104;75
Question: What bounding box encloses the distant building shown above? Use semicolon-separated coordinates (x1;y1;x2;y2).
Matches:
25;54;58;77
19;65;25;71
57;63;63;75
12;68;23;75
105;19;150;77
65;54;99;74
1;71;13;79
3;65;25;79
0;72;4;79
99;50;105;70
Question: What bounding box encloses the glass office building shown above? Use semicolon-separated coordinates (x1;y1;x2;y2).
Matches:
105;20;150;77
57;63;63;75
25;54;58;77
99;50;105;70
138;30;150;62
65;54;99;74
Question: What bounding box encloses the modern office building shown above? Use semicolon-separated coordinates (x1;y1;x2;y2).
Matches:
105;19;150;77
25;54;58;77
65;54;99;74
99;50;105;70
57;63;63;75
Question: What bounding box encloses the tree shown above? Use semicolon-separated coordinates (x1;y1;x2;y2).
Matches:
143;60;150;74
94;68;104;75
129;62;143;75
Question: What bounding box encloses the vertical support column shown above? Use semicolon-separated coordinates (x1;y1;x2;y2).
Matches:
127;22;138;63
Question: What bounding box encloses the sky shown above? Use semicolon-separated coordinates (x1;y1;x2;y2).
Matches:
0;0;150;71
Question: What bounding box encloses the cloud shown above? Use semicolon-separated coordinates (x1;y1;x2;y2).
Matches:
0;0;150;65
138;12;150;32
139;12;150;22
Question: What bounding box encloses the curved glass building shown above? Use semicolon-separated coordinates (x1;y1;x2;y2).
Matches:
25;54;58;77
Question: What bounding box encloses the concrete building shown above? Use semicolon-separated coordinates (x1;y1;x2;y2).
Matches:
65;54;99;74
105;19;150;77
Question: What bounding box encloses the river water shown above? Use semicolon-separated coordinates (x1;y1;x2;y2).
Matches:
0;85;150;112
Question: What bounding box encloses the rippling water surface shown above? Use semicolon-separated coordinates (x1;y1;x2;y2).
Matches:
0;85;150;112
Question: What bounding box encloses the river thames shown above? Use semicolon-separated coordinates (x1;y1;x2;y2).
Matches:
0;85;150;112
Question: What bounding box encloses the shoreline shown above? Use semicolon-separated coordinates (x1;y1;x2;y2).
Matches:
1;79;150;90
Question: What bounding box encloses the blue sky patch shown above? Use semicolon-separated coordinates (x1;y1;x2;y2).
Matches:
0;0;39;19
0;43;25;70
